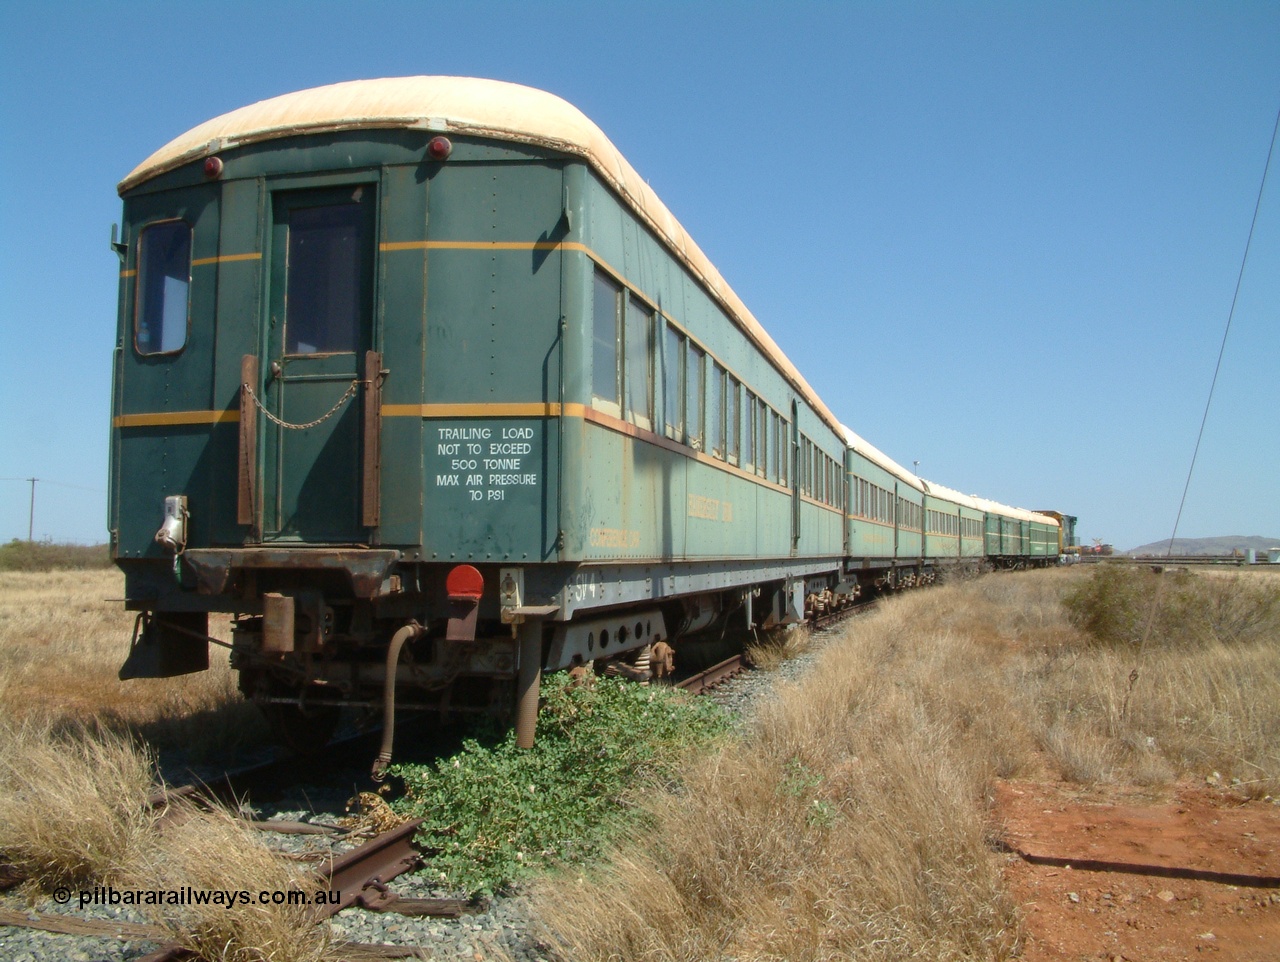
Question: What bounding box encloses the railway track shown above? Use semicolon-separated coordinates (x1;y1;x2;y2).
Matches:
675;596;879;696
3;600;893;961
1;725;477;959
676;654;747;694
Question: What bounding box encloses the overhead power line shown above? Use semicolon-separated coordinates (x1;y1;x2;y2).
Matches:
1165;99;1280;559
1126;99;1280;703
1;476;107;542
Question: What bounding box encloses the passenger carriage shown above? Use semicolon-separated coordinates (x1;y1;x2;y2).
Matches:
110;77;852;749
109;76;1062;754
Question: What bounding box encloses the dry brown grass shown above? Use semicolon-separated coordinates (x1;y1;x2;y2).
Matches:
532;567;1280;960
534;592;1026;962
744;623;814;670
135;806;336;962
0;719;159;888
0;570;353;961
1021;567;1280;792
0;719;342;962
0;569;265;756
1028;649;1277;788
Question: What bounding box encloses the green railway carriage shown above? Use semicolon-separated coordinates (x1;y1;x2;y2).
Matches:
962;506;986;558
921;483;962;562
108;76;1066;755
975;499;1059;567
1028;515;1059;560
108;77;854;748
1035;510;1078;555
843;427;925;582
920;481;985;561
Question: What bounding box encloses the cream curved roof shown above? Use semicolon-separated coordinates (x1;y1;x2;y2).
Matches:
919;479;983;511
120;76;842;434
970;496;1059;526
840;425;925;494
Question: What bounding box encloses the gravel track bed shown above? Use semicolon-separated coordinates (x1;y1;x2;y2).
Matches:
0;622;848;961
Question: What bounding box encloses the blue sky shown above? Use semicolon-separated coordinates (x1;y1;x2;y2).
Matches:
1;0;1276;551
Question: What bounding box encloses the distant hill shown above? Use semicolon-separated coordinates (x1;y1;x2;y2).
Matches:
1125;535;1280;557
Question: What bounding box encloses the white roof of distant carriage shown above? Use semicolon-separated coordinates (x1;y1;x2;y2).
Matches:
840;425;926;494
919;479;984;511
970;496;1058;526
120;76;843;436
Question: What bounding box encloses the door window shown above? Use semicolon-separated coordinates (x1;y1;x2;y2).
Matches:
285;202;368;355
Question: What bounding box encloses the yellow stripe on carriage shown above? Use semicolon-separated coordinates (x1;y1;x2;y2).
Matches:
379;240;593;253
381;402;571;418
113;409;240;428
191;252;262;267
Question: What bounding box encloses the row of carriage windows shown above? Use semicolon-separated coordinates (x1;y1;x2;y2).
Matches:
595;268;850;501
850;488;987;538
852;479;895;525
897;496;922;532
926;509;982;538
593;269;852;513
927;509;957;537
798;436;844;510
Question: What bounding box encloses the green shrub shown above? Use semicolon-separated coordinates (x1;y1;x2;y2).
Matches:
390;672;728;896
1064;565;1280;649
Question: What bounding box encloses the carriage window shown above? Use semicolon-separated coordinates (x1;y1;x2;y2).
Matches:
664;323;684;439
728;376;741;464
744;391;756;469
624;295;654;428
687;343;705;449
767;411;778;481
758;400;769;478
709;363;725;458
773;417;783;483
135;221;191;355
285;202;367;354
592;271;622;406
752;396;762;475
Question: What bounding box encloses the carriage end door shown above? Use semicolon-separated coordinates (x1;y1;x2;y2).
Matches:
259;184;376;543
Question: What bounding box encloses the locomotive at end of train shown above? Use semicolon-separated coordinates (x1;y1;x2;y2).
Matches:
108;77;1068;764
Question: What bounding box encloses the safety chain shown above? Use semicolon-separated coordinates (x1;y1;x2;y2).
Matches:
243;379;362;430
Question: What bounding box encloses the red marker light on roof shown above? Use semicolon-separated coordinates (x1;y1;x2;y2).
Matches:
427;136;453;161
203;156;224;179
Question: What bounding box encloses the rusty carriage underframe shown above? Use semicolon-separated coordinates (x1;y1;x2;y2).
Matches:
118;544;933;755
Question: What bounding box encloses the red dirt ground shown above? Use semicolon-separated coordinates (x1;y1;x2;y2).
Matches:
994;780;1280;961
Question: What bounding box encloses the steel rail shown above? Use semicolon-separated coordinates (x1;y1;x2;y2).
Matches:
675;654;746;694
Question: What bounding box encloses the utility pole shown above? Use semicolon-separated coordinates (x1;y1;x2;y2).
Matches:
28;477;36;542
